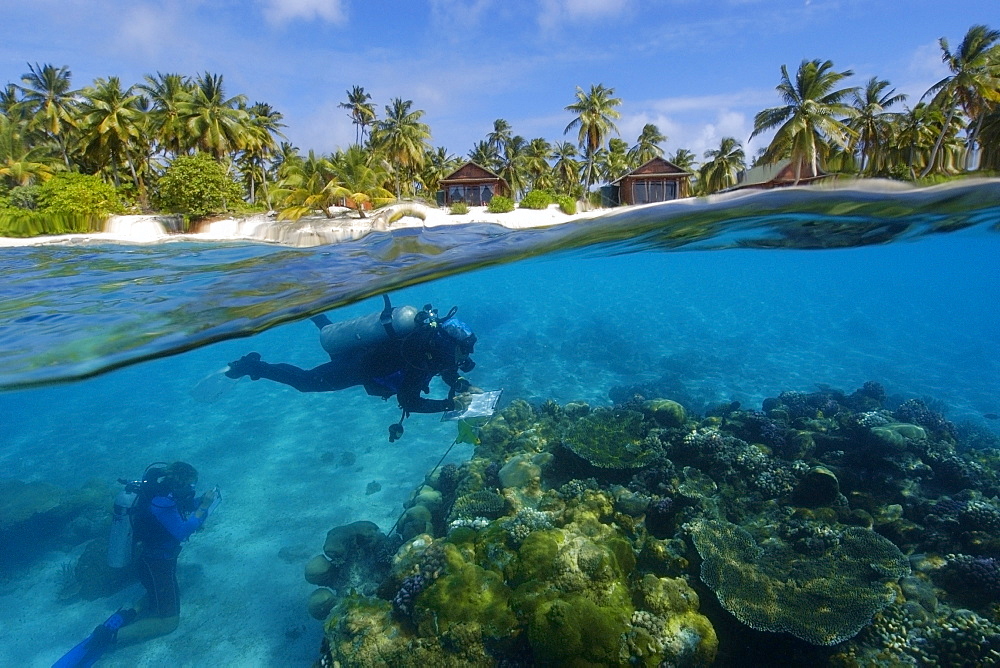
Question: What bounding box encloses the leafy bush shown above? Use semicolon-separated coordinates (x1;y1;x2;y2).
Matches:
155;153;243;222
36;173;125;216
450;201;470;215
519;190;553;210
7;185;41;210
487;195;514;213
556;195;577;215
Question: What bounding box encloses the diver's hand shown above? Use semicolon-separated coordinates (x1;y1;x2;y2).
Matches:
200;489;218;509
225;352;261;379
451;392;474;413
454;377;483;394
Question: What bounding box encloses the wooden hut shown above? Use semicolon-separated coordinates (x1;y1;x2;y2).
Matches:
438;162;510;206
728;159;830;191
609;157;692;205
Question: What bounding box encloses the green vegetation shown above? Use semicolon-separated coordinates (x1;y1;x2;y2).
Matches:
486;195;514;213
154;153;243;223
448;201;469;215
37;172;124;216
0;23;997;234
555;194;576;215
518;189;553;209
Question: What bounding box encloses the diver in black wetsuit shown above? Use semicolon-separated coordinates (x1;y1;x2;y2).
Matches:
225;297;480;441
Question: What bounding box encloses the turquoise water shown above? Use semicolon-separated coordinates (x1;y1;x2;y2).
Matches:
1;181;999;666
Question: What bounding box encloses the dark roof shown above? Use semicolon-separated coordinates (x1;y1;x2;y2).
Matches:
731;159;827;189
611;156;693;185
440;162;504;183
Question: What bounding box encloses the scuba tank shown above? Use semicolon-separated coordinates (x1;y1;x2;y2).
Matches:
106;462;167;569
106;487;137;569
319;295;418;358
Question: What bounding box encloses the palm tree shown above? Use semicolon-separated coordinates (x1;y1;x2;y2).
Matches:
370;98;431;199
16;63;79;168
499;135;528;199
181;72;249;159
751;59;857;182
891;103;945;178
487;118;513;155
849;77;907;174
468;141;501;173
330;145;393;216
524;137;553;191
339;86;376;146
920;24;1000;176
238;101;285;205
419;146;461;199
668;148;698;173
598;137;630;182
0;115;57;187
699;137;745;194
77;77;143;187
550;141;580;195
564;83;622;188
137;72;194;158
978;106;1000;170
276;149;344;219
627;123;666;167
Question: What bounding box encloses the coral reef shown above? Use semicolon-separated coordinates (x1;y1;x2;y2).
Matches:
1;477;110;570
687;518;908;645
306;382;1000;666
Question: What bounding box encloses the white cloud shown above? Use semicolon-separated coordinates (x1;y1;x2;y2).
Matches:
116;5;184;59
429;0;495;31
895;40;948;104
260;0;346;25
537;0;627;30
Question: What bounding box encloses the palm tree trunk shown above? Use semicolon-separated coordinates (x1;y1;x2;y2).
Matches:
920;105;956;178
965;112;987;171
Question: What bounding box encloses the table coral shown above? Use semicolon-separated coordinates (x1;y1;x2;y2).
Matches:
688;518;909;645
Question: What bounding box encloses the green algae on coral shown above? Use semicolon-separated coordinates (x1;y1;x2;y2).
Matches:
415;543;518;642
562;407;658;469
688;518;909;645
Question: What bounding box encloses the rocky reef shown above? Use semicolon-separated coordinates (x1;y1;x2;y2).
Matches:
306;382;1000;666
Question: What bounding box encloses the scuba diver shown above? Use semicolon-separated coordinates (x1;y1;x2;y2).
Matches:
54;462;219;667
224;296;481;441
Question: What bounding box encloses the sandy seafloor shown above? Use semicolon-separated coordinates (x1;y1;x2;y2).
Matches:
1;209;999;666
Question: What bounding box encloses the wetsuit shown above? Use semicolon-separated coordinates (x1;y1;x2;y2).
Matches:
231;328;473;414
133;492;204;618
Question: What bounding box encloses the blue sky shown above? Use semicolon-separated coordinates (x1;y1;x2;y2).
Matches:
0;0;995;164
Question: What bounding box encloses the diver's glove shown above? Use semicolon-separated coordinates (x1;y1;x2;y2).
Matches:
453;378;484;394
225;352;262;380
450;392;475;413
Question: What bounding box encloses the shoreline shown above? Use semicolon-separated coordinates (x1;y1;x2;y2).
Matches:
0;202;601;248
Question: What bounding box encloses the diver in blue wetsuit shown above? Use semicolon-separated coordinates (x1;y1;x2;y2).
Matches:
225;296;481;441
55;462;218;667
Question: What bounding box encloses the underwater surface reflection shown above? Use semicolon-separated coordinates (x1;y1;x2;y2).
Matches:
1;181;999;666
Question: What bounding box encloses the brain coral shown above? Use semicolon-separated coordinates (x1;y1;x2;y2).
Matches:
688;519;909;645
562;407;657;469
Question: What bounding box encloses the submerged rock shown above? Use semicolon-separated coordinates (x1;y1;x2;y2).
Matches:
791;466;841;507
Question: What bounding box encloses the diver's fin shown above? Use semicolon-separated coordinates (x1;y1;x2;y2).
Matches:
189;367;243;404
52;610;134;667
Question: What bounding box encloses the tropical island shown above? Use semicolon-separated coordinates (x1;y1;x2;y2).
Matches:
0;23;997;239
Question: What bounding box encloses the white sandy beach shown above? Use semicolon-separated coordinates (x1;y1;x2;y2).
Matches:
0;202;599;248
